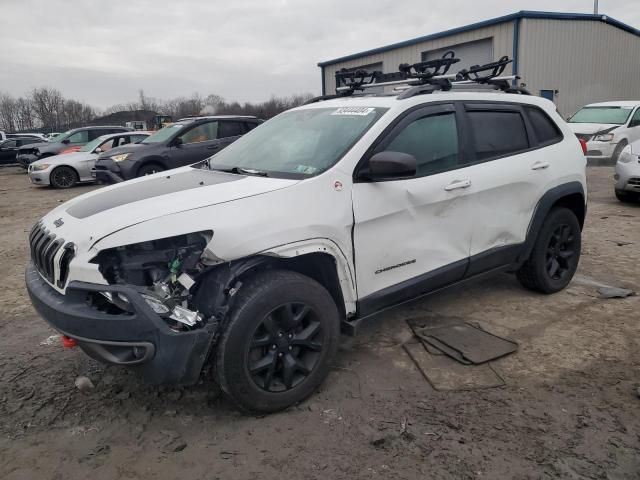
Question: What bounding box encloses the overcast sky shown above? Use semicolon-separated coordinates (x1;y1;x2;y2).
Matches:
0;0;638;110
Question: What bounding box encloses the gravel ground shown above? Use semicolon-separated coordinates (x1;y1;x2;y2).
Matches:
0;166;639;479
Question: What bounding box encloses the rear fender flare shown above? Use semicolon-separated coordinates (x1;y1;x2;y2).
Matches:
517;181;586;265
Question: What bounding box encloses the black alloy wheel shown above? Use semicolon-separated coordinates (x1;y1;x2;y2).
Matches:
50;166;78;189
517;207;582;294
247;302;323;392
214;269;339;413
545;223;577;281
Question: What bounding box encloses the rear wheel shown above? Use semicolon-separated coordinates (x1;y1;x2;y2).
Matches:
517;207;581;294
49;166;78;189
215;270;340;413
136;163;164;177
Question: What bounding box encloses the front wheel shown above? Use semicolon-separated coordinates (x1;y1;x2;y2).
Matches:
517;207;581;294
49;166;78;189
215;270;340;413
136;163;164;177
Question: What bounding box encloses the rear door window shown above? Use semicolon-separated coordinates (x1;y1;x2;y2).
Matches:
218;121;245;138
525;107;563;145
466;109;529;161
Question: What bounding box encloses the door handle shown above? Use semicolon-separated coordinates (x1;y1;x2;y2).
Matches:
531;161;550;170
444;179;472;191
207;145;220;150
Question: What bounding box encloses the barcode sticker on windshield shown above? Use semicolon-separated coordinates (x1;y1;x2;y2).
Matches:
331;107;375;116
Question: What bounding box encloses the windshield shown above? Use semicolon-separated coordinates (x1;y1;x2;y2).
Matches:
569;106;634;125
208;107;387;177
141;124;184;143
80;136;107;152
49;130;72;143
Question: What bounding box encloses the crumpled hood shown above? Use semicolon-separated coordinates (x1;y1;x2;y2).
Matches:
568;123;619;135
41;166;298;251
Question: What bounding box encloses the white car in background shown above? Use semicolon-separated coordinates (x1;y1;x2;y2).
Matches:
28;131;150;188
568;101;640;163
614;139;640;203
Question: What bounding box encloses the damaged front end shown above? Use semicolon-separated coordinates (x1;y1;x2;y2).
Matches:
93;231;214;331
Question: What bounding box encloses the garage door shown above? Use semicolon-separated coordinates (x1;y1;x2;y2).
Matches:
422;38;493;73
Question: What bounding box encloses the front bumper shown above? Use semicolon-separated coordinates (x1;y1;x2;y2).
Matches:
27;169;51;186
93;159;124;183
614;159;640;193
17;154;39;169
26;261;215;385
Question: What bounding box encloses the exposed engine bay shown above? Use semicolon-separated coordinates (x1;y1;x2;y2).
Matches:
92;231;219;331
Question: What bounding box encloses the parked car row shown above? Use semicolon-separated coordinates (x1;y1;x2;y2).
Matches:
19;116;262;188
28;131;151;188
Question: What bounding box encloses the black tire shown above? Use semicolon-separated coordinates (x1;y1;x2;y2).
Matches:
612;140;628;163
615;190;637;203
136;163;164;177
49;166;78;189
215;269;340;413
517;207;581;294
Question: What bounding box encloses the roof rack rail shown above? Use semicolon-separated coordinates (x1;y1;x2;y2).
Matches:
305;53;531;104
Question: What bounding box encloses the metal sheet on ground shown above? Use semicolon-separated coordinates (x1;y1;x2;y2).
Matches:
407;314;518;364
418;323;518;364
404;342;505;391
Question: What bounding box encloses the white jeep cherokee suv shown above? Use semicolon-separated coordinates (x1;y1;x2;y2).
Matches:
26;65;587;412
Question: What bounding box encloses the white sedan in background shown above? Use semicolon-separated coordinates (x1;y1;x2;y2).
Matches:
614;139;640;203
28;131;150;188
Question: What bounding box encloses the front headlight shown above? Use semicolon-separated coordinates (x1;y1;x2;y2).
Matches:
111;153;130;162
617;150;633;164
593;133;614;142
31;164;50;171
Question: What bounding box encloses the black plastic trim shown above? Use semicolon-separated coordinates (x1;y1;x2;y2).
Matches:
357;257;468;317
516;181;586;265
25;262;215;385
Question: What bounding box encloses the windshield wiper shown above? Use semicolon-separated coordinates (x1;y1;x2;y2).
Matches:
209;165;269;177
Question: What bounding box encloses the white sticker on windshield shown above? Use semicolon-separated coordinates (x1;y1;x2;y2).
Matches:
331;107;375;116
621;106;633;109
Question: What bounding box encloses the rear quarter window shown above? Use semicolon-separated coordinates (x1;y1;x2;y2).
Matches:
525;107;563;145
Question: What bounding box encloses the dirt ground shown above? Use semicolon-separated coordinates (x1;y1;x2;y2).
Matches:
0;166;639;479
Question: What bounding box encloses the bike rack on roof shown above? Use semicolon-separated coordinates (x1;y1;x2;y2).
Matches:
304;52;530;104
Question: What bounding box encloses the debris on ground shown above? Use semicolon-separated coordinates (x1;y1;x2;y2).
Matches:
597;286;636;299
74;376;95;392
407;316;518;365
39;334;60;346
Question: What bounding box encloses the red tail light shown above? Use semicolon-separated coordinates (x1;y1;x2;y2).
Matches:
578;138;587;155
61;146;81;154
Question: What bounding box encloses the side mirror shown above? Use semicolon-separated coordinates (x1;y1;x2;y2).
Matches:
361;151;417;180
173;137;183;147
629;120;640;128
94;147;102;153
61;138;70;144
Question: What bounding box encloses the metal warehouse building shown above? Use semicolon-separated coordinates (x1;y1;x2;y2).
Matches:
318;11;640;116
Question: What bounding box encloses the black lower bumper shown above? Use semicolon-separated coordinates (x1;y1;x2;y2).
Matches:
17;154;37;169
93;159;125;183
25;262;215;385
